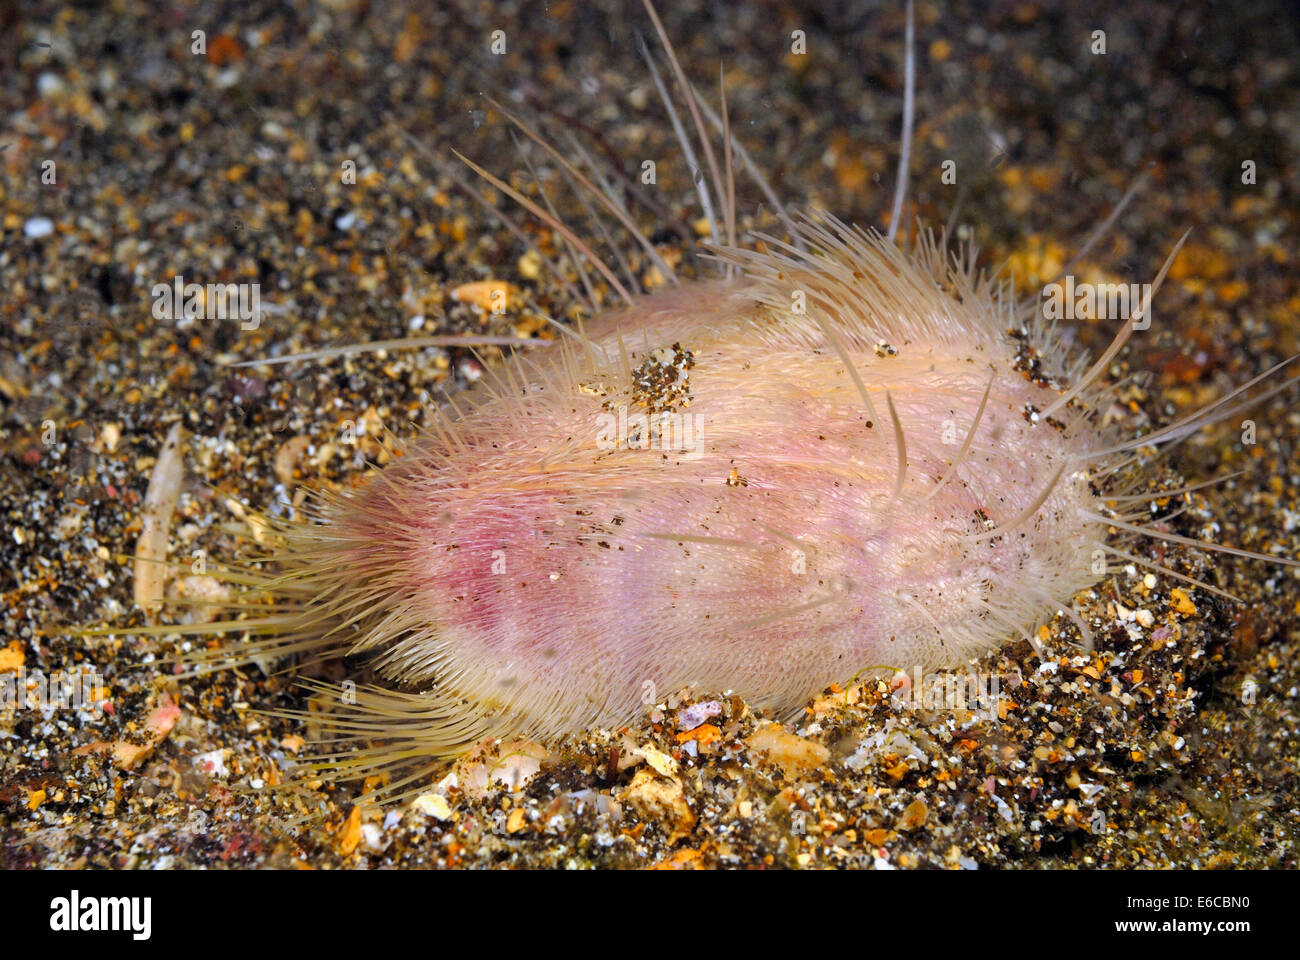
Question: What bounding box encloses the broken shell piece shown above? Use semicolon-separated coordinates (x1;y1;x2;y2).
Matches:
134;423;187;615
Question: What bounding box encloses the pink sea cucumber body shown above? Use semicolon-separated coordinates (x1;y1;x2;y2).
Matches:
314;227;1107;744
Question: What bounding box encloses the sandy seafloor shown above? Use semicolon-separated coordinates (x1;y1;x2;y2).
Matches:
1;0;1298;869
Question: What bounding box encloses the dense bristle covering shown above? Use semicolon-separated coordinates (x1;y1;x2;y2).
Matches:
196;215;1119;790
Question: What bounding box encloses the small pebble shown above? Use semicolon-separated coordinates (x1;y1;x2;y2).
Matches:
23;217;54;239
